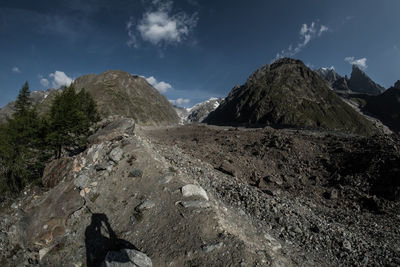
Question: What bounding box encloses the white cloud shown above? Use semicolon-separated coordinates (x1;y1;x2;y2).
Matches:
12;66;21;73
319;25;328;36
275;21;328;60
40;78;49;87
344;57;368;69
126;0;198;47
49;71;74;88
169;98;190;106
144;76;172;93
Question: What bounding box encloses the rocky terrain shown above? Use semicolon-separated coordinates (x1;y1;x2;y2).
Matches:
146;124;400;266
0;117;292;267
205;58;376;136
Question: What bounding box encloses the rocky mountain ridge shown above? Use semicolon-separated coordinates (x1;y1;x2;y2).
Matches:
316;65;385;95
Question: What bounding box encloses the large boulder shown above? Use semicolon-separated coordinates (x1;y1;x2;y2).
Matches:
88;117;135;144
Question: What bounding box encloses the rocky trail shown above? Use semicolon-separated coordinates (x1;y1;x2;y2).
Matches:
0;117;290;266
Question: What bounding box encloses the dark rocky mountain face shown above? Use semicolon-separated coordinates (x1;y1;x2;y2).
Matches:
64;71;178;126
205;58;377;135
348;65;385;95
362;81;400;132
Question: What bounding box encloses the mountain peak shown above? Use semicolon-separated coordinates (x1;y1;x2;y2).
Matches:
348;65;385;95
205;58;376;135
394;80;400;89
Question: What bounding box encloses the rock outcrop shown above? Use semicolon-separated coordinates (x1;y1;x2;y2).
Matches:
205;58;377;135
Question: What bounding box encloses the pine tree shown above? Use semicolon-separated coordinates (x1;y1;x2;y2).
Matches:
48;86;99;158
14;81;31;116
0;82;44;193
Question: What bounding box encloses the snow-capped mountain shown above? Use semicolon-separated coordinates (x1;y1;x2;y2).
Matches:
174;97;223;124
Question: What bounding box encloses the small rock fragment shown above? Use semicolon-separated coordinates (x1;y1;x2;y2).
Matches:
129;169;143;178
181;184;209;201
109;147;124;163
202;242;223;253
135;200;155;212
159;175;173;184
74;174;89;189
95;164;107;171
342;240;352;251
102;248;152;267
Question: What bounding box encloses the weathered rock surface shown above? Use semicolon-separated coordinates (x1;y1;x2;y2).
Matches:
181;184;209;201
88;117;135;144
42;157;74;188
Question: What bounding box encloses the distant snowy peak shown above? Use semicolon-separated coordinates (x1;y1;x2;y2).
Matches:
315;67;341;87
174;97;223;124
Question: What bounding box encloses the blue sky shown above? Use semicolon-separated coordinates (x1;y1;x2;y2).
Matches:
1;0;399;108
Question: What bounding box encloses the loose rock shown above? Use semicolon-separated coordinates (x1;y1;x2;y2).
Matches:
102;248;152;267
181;184;209;201
109;147;124;163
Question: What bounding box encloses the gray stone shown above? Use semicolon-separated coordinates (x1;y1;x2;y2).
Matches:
181;184;209;201
180;201;210;209
74;174;89;189
159;175;173;184
129;169;143;178
342;240;352;251
135;200;155;212
202;242;223;253
11;202;18;209
109;147;124;163
101;248;152;267
88;118;135;144
95;164;108;171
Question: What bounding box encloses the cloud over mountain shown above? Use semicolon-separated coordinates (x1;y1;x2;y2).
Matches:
127;0;198;47
275;21;328;60
345;56;368;69
39;71;73;88
145;76;172;93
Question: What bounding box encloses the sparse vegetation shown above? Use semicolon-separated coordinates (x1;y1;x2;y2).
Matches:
0;83;99;197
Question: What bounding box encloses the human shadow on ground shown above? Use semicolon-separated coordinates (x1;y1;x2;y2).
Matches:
85;213;137;267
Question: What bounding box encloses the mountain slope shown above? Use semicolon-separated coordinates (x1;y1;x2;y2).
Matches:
205;58;377;135
363;81;400;131
70;71;179;125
